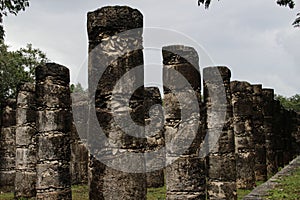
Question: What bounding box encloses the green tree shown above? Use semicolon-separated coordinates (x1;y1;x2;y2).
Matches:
70;82;85;93
0;43;48;103
275;94;300;112
0;0;30;40
198;0;300;27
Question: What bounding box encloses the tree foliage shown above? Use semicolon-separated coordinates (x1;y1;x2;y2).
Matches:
0;43;48;102
0;0;30;40
0;0;29;16
292;13;300;27
198;0;300;27
70;82;86;93
275;94;300;112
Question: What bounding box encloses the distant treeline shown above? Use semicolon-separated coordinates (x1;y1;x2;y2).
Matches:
275;94;300;112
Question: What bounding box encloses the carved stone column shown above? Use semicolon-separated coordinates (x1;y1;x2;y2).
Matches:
0;99;16;193
163;45;205;200
144;87;165;188
15;83;37;198
262;89;276;178
252;84;267;181
35;63;72;199
231;81;255;189
87;6;146;200
204;67;236;199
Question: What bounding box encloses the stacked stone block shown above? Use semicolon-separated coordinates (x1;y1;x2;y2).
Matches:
272;100;285;170
296;112;300;155
281;108;293;166
70;125;89;185
163;45;206;200
252;84;267;181
231;81;256;189
87;6;147;200
144;87;165;188
290;111;300;157
0;99;16;193
71;92;89;184
35;63;72;199
15;83;37;198
262;89;277;178
203;67;237;199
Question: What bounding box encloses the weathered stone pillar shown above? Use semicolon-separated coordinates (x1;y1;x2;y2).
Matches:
71;93;89;185
262;89;276;178
203;67;236;200
295;112;300;155
273;100;284;170
290;110;300;157
281;108;293;166
0;99;16;193
231;81;255;189
87;6;146;200
144;87;165;188
252;84;267;181
35;63;72;199
163;45;205;200
15;83;37;198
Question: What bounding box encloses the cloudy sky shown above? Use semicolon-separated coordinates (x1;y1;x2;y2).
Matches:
3;0;300;96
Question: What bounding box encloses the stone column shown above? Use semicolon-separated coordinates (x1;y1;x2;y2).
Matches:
15;83;37;198
70;93;89;185
35;63;72;199
87;6;146;200
290;110;300;158
273;100;284;170
281;108;293;166
262;89;276;178
231;81;255;189
144;87;165;188
296;112;300;155
163;45;205;200
252;84;267;181
0;99;16;193
203;67;236;200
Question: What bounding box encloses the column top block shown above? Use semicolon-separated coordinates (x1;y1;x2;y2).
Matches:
252;84;262;94
162;45;199;67
230;80;253;93
87;6;143;41
36;63;70;83
203;66;231;79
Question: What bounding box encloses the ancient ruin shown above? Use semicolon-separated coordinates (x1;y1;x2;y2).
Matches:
251;84;267;182
163;45;206;200
144;87;165;188
87;6;146;200
15;83;37;198
203;66;237;199
35;63;72;199
231;81;256;189
0;5;299;200
0;99;16;193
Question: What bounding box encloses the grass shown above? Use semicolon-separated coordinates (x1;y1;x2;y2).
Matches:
237;188;252;200
237;181;264;200
267;167;300;200
0;192;13;200
2;173;297;200
71;184;167;200
147;185;166;200
72;184;89;200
